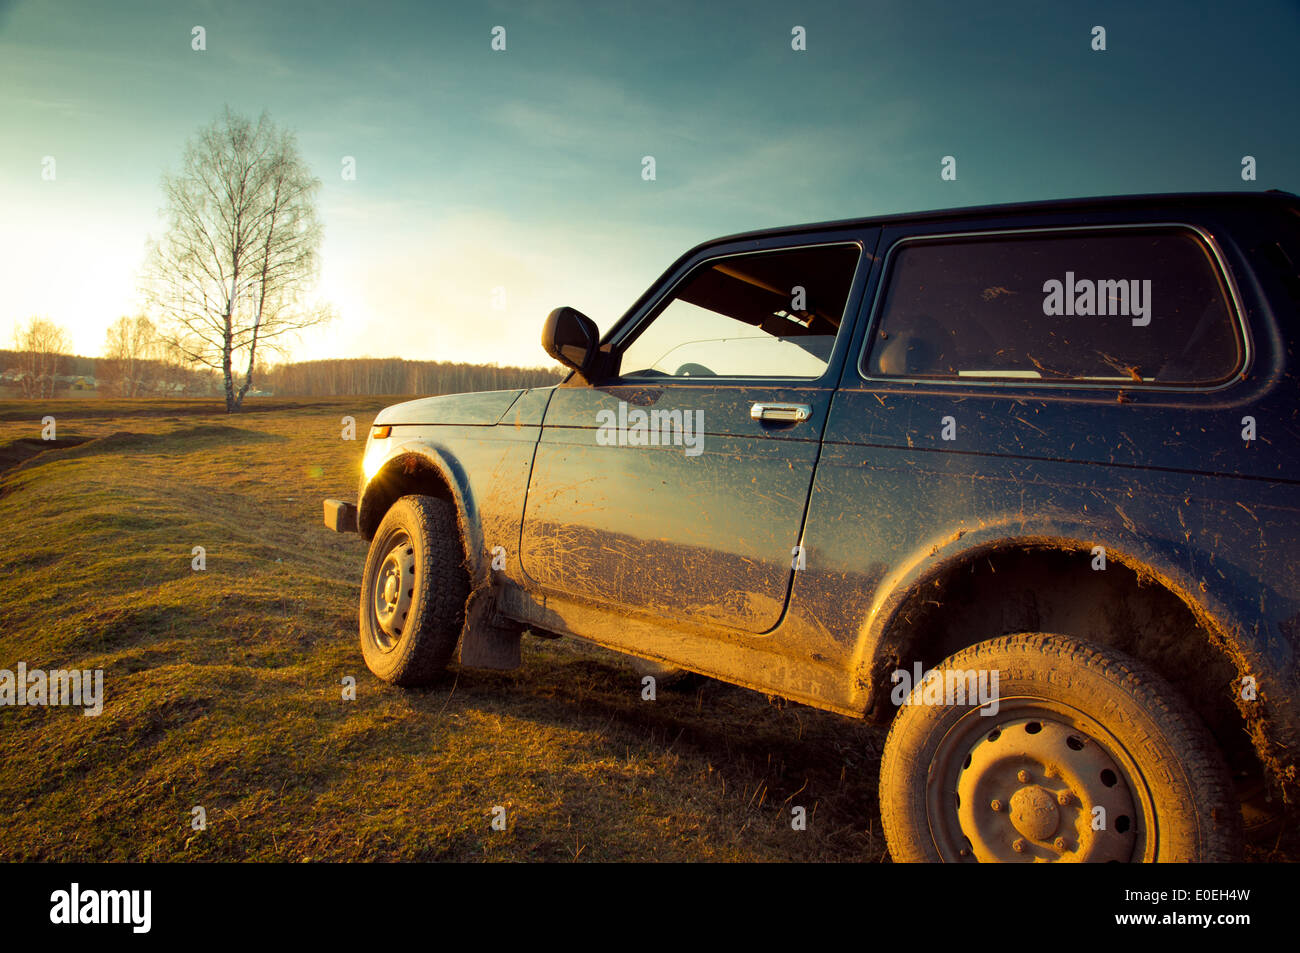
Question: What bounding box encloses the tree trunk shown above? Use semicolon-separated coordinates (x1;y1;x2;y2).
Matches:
222;314;236;413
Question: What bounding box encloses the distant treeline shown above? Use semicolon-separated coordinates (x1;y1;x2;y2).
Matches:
0;349;97;378
260;358;564;396
0;347;224;396
0;349;563;399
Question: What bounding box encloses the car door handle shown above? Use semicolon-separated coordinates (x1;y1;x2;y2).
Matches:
750;402;812;423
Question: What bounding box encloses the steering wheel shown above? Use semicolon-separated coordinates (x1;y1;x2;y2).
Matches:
674;362;716;377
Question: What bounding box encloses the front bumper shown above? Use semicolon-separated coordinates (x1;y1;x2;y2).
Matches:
323;499;358;533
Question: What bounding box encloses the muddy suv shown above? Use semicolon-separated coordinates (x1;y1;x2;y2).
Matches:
325;191;1300;862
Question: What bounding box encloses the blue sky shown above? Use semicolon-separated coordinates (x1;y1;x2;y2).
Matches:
1;0;1297;366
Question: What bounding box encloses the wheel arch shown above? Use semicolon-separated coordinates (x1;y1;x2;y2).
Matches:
855;521;1295;797
357;441;486;582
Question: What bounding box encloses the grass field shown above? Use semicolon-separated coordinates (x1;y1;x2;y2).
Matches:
0;397;888;862
2;397;1294;863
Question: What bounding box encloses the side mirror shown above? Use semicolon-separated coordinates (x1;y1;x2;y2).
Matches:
542;307;600;378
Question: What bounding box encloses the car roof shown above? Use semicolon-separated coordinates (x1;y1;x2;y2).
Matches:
704;190;1300;247
604;189;1299;344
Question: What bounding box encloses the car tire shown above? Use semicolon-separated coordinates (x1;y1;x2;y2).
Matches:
879;633;1243;862
359;495;469;686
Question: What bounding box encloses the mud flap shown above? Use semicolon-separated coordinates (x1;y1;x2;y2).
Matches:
458;587;522;670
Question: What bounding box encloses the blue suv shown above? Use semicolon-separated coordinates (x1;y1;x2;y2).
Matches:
326;191;1300;862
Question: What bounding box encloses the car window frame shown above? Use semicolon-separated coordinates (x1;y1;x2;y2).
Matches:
609;238;869;387
855;222;1252;394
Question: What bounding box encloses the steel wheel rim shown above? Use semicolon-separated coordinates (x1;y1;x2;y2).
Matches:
925;697;1155;863
371;533;415;652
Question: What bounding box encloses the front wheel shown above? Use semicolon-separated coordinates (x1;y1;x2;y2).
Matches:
879;633;1242;862
359;495;469;686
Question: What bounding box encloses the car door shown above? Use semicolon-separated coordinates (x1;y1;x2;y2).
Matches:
519;232;876;634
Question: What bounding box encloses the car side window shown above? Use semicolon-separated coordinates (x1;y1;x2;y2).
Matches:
864;228;1242;386
618;243;861;380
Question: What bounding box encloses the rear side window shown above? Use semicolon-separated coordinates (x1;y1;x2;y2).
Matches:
863;228;1242;386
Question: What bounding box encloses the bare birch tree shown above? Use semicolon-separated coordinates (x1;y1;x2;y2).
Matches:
101;315;158;396
144;107;330;412
11;317;70;398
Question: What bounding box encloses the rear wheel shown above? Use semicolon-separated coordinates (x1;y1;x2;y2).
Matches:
879;633;1242;862
359;495;469;685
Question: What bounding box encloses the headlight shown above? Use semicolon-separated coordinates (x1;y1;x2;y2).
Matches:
362;431;390;481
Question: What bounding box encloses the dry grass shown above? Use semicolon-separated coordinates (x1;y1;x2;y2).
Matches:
0;397;886;862
3;397;1291;862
